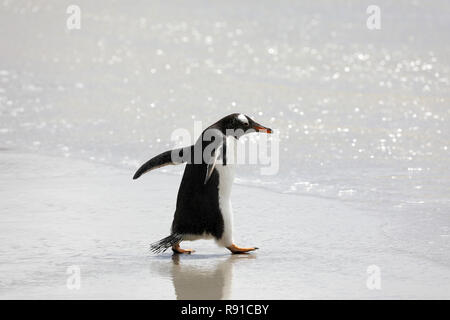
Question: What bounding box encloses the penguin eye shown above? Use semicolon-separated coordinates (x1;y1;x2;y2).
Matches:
236;114;249;126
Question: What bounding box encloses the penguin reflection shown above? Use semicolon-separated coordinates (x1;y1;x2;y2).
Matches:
170;254;254;300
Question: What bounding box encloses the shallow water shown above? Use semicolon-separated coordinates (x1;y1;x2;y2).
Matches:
1;1;449;218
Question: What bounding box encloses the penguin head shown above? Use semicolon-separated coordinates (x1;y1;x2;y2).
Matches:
216;113;273;139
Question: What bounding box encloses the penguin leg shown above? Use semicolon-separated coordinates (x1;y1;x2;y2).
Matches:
226;244;258;254
172;243;195;254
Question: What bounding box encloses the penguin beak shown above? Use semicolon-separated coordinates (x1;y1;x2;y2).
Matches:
252;123;273;134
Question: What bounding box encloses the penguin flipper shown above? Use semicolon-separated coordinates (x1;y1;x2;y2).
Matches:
204;143;223;184
133;146;192;180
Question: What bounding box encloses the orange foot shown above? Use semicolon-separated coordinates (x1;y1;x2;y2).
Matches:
172;243;195;254
227;244;258;254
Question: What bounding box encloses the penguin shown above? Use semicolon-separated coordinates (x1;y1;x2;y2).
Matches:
133;113;272;254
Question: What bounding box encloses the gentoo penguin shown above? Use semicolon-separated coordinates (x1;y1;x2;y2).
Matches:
133;113;272;254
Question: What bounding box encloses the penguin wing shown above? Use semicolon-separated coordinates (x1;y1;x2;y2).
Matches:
204;143;223;184
133;146;193;180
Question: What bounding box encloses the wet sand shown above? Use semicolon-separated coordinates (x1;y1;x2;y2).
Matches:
0;151;449;299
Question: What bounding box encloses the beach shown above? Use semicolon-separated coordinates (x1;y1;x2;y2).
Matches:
1;151;448;299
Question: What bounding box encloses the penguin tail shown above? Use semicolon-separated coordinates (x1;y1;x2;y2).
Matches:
150;233;183;254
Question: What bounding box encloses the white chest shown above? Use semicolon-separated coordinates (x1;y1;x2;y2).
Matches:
216;136;237;198
214;137;236;246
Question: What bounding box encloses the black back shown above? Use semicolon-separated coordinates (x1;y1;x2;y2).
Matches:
172;162;223;238
171;128;227;239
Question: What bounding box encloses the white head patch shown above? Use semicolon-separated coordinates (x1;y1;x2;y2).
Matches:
237;114;249;125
